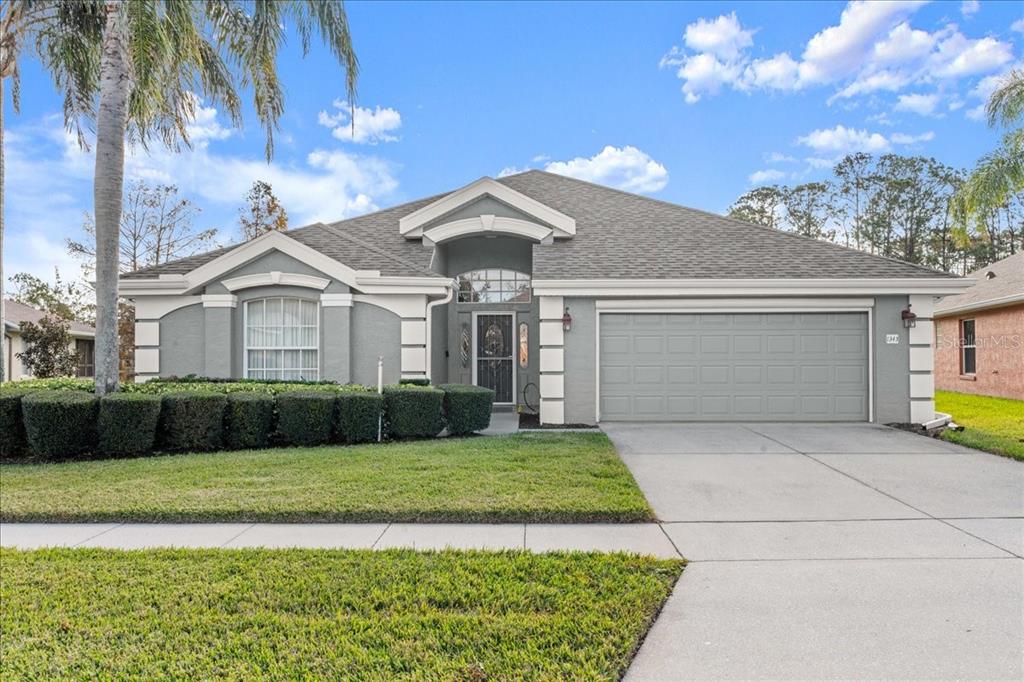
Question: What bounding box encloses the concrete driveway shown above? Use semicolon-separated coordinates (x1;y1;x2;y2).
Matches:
604;422;1024;681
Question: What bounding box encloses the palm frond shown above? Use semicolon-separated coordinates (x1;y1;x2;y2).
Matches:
987;69;1024;129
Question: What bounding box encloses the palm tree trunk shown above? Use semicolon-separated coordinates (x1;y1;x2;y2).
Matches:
93;2;129;395
1;74;6;383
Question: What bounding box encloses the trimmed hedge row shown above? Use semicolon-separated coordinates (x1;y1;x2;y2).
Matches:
1;382;493;460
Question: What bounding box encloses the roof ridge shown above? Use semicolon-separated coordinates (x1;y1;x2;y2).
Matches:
315;222;439;278
513;169;955;279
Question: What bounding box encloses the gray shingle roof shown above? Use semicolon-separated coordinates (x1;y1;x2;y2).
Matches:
934;252;1024;316
124;169;954;281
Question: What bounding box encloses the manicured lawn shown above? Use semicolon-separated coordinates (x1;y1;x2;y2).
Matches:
0;548;683;680
936;390;1024;461
0;433;653;522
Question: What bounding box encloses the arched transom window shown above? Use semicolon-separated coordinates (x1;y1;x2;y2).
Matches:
456;269;530;303
244;297;319;380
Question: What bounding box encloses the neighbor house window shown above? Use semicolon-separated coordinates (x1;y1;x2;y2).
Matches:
75;339;95;377
245;297;319;380
960;319;976;375
457;269;530;303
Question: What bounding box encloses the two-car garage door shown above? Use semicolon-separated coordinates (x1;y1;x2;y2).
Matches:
599;312;869;421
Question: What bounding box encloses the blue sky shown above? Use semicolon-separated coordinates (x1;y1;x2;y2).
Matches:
5;0;1022;283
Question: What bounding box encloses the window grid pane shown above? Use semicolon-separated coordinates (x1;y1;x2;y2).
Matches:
245;297;319;380
456;269;531;303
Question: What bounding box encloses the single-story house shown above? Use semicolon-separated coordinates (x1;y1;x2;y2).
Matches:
3;299;96;381
120;170;972;425
934;252;1023;400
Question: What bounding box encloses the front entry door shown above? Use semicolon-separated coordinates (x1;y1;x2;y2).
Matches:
474;313;515;404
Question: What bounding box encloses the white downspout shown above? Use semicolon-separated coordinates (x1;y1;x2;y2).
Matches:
424;280;455;383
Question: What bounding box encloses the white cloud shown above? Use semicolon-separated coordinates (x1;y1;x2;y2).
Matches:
497;165;529;178
929;33;1013;78
317;99;402;144
889;131;935;144
894;93;940;116
683;12;755;61
960;1;980;18
743;53;801;90
805;156;839;169
797;125;891;153
673;52;744;103
661;1;1015;112
765;152;797;163
530;154;550;163
748;169;788;184
799;1;926;85
1013;18;1024;33
796;124;936;154
544;146;668;193
3;103;402;287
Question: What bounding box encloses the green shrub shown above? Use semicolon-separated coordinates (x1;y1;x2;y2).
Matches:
275;391;336;446
225;392;275;450
383;385;444;439
21;390;98;459
7;378;94;392
158;392;227;452
439;384;495;435
399;377;431;386
0;389;35;458
98;393;162;457
336;392;384;444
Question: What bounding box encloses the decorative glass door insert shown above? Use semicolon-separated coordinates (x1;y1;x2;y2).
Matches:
475;313;514;403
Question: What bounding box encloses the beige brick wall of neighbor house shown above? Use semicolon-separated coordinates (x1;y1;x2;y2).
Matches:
935;305;1024;400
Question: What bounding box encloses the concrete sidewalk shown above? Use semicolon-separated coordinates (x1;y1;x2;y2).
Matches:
0;521;683;557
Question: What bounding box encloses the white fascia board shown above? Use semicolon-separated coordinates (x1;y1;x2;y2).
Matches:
119;275;187;294
421;215;554;247
222;271;330;292
934;292;1024;318
533;278;975;297
399;177;576;237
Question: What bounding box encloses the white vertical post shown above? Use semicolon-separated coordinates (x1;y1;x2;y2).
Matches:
377;356;384;442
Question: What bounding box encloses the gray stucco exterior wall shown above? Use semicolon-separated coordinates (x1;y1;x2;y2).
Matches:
436;235;538;405
322;305;351;383
203;307;233;378
159;303;205;377
351;302;401;386
873;295;911;423
563;297;597;423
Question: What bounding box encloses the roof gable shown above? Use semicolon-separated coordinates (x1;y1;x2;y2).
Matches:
398;177;576;238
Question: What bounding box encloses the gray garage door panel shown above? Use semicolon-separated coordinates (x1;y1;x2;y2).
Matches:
599;313;868;421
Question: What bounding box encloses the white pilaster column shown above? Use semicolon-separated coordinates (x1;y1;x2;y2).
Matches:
538;296;565;424
908;294;936;424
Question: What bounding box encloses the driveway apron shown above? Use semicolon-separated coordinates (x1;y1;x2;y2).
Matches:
604;422;1024;681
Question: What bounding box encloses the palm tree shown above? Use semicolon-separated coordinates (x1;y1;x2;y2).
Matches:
12;1;357;394
952;70;1024;235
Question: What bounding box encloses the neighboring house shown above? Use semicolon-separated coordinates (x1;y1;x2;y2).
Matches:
2;300;96;381
934;252;1024;400
120;170;971;425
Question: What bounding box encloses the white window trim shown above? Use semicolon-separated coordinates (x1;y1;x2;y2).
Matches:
242;297;321;381
594;302;875;424
960;318;976;376
471;310;517;406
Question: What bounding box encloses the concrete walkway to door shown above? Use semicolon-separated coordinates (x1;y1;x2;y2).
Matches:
605;422;1023;681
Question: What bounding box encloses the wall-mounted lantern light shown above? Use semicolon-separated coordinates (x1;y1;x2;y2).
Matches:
901;305;917;328
562;307;573;333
